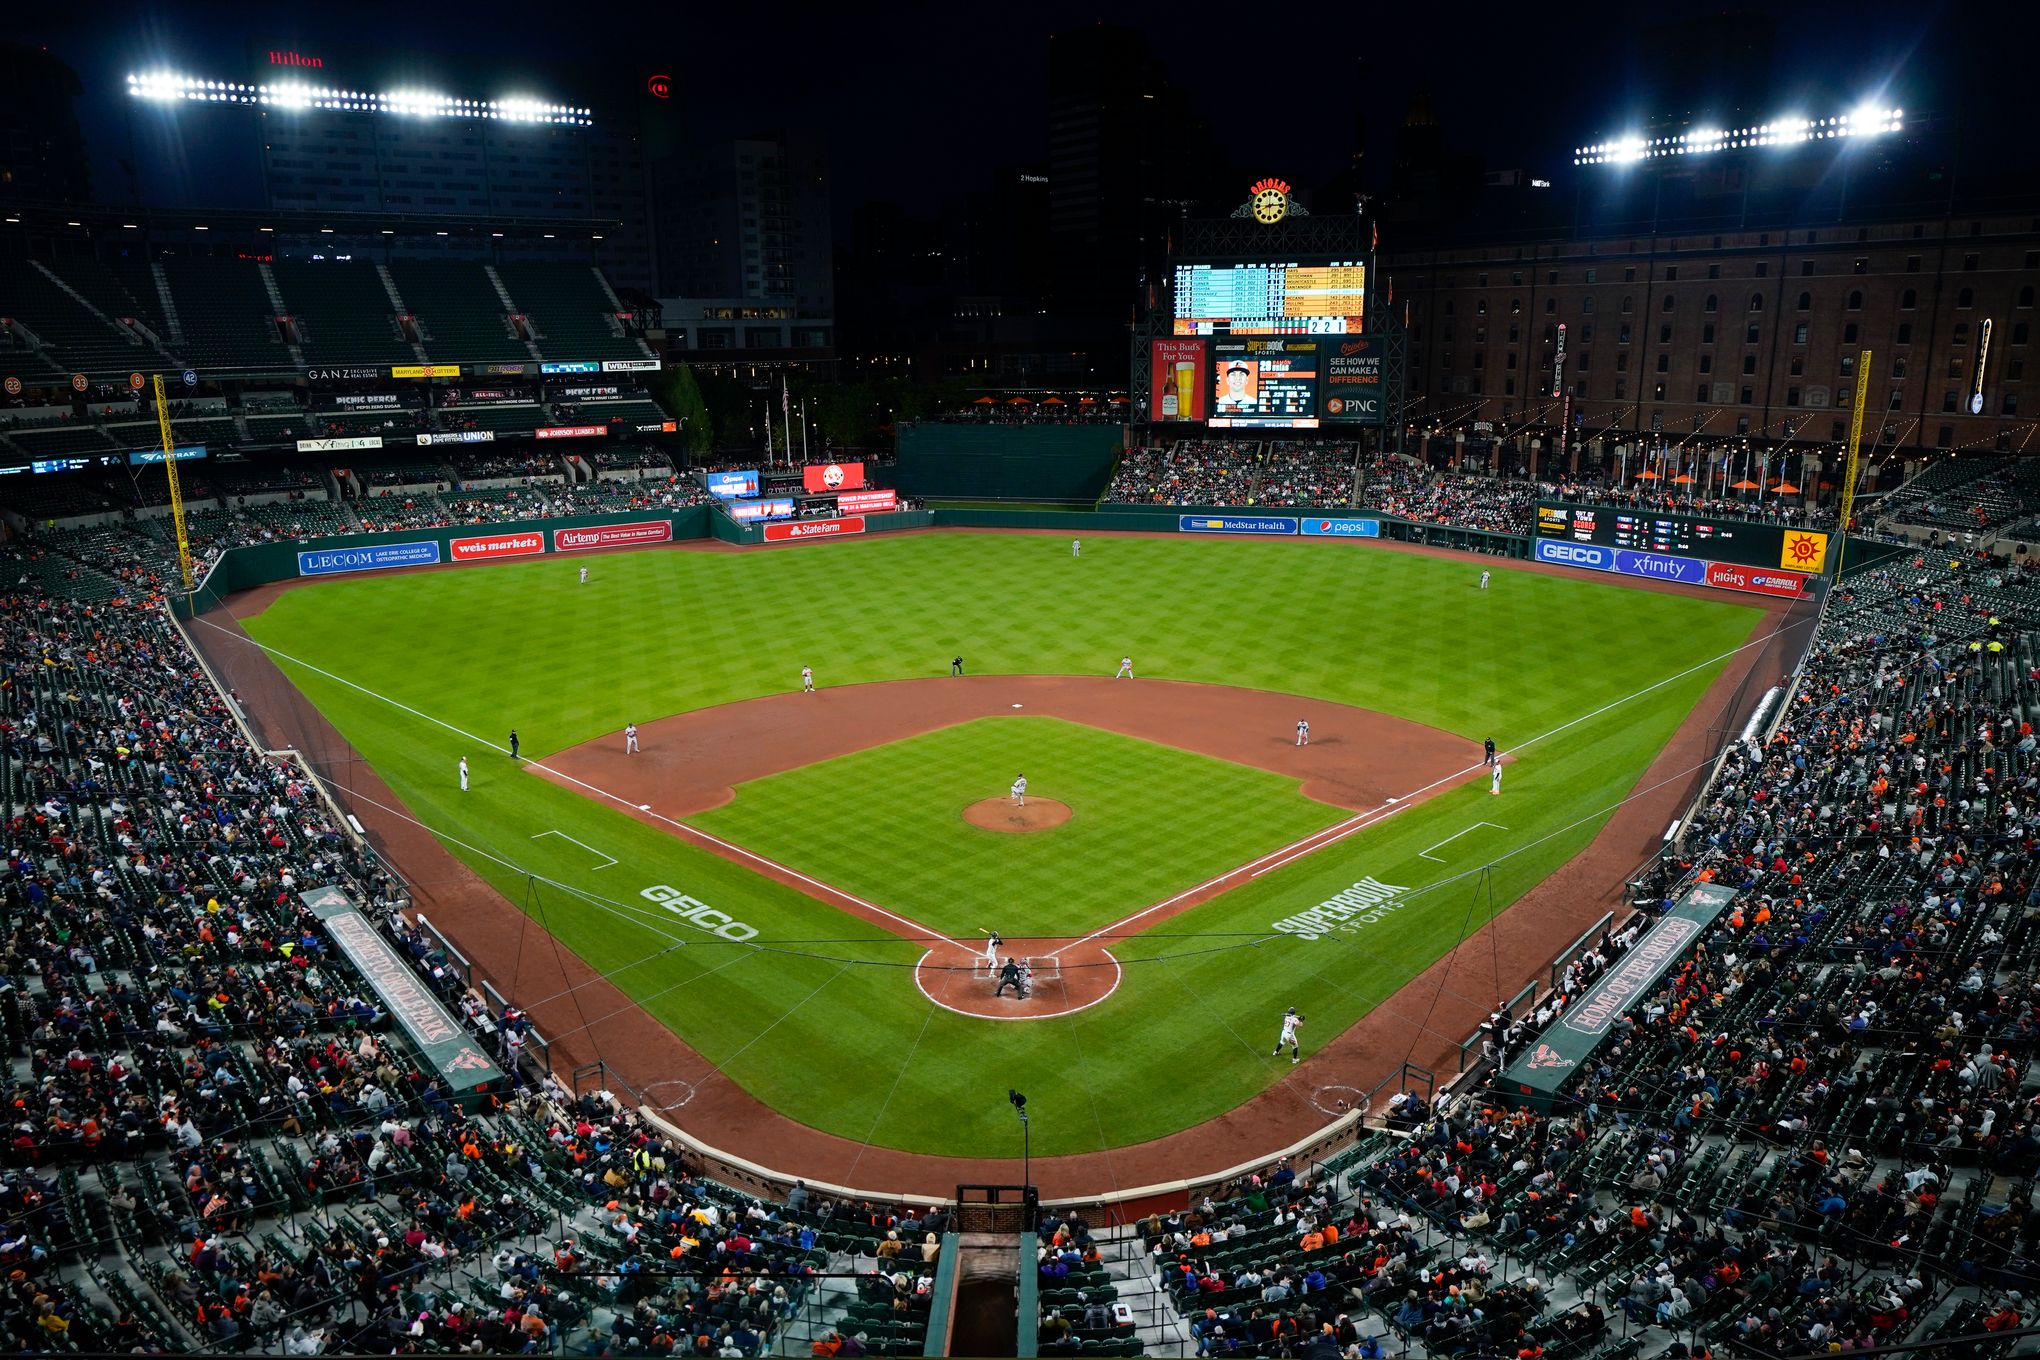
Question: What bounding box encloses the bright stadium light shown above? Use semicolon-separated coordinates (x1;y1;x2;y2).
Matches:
1576;104;1902;165
126;69;593;125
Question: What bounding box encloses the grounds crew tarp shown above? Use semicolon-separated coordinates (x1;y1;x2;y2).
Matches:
1499;881;1737;1111
303;885;506;1109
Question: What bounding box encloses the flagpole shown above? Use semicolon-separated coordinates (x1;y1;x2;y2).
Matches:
764;401;774;466
801;399;810;461
782;379;793;470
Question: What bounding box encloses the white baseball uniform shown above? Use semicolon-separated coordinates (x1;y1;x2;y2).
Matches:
459;757;469;791
1296;720;1310;747
1115;657;1133;679
1275;1013;1302;1060
579;567;589;584
1011;776;1027;807
1479;571;1490;590
1072;539;1081;558
1491;764;1503;795
983;933;1002;969
801;667;814;693
625;723;639;754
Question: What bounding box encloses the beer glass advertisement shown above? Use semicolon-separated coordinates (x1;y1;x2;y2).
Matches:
1150;338;1209;422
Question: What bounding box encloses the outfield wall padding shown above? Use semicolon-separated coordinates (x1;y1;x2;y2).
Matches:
896;423;1123;503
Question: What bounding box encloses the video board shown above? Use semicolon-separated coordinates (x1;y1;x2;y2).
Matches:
1208;340;1321;429
1535;502;1830;574
1173;261;1366;336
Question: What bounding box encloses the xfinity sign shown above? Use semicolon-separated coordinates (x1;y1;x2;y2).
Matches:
1534;539;1613;570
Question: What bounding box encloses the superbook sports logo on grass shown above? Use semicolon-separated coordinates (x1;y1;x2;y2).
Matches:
1271;877;1411;939
640;885;759;941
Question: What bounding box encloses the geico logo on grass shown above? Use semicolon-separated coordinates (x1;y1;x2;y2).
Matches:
640;885;760;941
1271;877;1411;940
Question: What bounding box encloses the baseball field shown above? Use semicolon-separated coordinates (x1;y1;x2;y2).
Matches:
236;530;1766;1160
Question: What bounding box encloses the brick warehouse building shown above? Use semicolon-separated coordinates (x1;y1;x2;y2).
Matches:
1379;111;2039;466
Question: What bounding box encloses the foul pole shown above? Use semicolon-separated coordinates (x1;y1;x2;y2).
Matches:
152;373;195;592
1831;349;1872;582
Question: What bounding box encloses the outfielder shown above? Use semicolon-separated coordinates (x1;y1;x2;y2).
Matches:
1011;774;1027;808
458;756;470;792
1273;1007;1304;1063
1072;538;1081;558
579;567;589;584
1296;719;1310;747
1479;570;1490;590
1114;656;1134;679
625;722;639;755
801;666;815;693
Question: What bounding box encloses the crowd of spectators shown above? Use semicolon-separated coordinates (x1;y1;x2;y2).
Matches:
1547;481;1840;531
1359;460;1538;534
1104;441;1358;508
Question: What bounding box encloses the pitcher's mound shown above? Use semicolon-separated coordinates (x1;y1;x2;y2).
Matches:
963;797;1071;833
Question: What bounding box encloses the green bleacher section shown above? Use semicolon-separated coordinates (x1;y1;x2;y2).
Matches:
0;258;161;378
442;404;545;434
10;424;120;456
59;258;174;348
270;260;415;368
388;262;531;365
156;259;287;372
105;417;239;452
244;413;311;444
496;263;648;362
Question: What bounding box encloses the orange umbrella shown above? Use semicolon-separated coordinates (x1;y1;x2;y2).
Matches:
1077;397;1097;405
1730;479;1761;490
1771;481;1799;494
971;396;995;405
1042;396;1066;405
1635;469;1661;479
1672;474;1696;484
1008;396;1032;405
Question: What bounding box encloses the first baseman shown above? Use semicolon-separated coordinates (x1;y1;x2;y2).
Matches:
1274;1007;1304;1063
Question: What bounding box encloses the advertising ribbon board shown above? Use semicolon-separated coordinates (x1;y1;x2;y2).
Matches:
297;436;384;452
801;461;866;493
1179;515;1299;536
551;520;674;551
297;541;440;577
836;488;898;513
450;531;546;562
535;424;608;440
707;470;760;498
1299;517;1380;538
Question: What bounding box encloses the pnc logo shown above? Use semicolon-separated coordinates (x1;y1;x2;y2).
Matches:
646;73;672;99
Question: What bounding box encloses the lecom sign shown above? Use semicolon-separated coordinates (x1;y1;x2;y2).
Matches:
449;531;546;562
552;520;674;551
763;516;865;543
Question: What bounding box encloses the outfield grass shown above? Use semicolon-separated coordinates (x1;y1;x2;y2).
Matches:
688;716;1348;939
240;532;1765;1156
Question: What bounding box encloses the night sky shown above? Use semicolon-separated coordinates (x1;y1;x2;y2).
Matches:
3;0;2018;224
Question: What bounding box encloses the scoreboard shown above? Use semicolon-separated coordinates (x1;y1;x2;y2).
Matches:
1172;261;1366;336
1535;502;1831;575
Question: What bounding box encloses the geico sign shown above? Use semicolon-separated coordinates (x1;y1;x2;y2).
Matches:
1535;540;1612;569
640;885;759;942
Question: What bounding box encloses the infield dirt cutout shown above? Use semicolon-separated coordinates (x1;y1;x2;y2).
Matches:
535;674;1488;1020
963;796;1072;833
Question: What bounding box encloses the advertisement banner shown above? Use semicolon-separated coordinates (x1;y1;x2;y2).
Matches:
1179;514;1299;536
836;488;898;513
725;497;796;521
307;366;383;383
297;436;384;452
636;421;679;434
1705;562;1809;598
1779;530;1829;574
1150;337;1210;422
127;446;206;466
416;431;497;445
706;469;760;498
1320;335;1384;424
553;384;623;400
1299;517;1381;538
601;358;661;372
332;393;404;408
540;361;601;374
297;541;440;576
391;364;460;379
535;424;609;440
450;531;546;562
801;461;866;493
552;520;673;551
476;362;536;376
1533;539;1614;571
1612;549;1708;585
763;516;865;543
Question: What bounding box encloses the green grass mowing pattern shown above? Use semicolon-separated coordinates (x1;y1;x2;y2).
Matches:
687;716;1348;940
241;532;1764;1155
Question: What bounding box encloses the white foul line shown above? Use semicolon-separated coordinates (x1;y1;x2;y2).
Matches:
530;829;618;870
1417;821;1509;864
194;618;971;955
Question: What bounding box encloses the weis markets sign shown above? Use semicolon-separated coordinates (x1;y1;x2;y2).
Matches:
552;520;673;551
450;531;545;562
763;516;865;542
1271;877;1410;939
297;540;439;576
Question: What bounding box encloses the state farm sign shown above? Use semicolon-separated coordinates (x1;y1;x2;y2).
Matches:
450;531;546;562
762;516;865;543
551;520;674;551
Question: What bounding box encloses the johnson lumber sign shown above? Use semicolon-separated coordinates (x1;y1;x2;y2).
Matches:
1499;881;1736;1111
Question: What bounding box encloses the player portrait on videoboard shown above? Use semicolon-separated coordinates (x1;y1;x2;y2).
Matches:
1215;359;1260;415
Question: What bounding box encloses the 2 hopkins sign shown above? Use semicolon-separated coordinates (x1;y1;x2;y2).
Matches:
1533;538;1809;599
